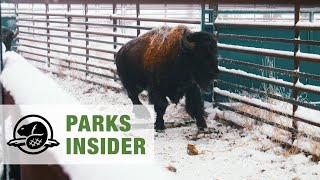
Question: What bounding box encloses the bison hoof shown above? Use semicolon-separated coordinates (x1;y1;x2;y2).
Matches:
154;123;165;132
197;127;207;132
197;127;214;134
155;129;165;133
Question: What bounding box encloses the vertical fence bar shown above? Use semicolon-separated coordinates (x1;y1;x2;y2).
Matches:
292;1;301;143
85;4;89;76
164;3;167;25
308;11;314;54
112;3;117;50
208;3;213;23
67;4;71;70
212;1;219;106
32;4;34;36
136;4;140;37
45;3;50;67
15;3;19;53
0;3;6;179
201;4;206;31
67;4;71;55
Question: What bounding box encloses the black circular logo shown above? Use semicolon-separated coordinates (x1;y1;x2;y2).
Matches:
7;114;59;155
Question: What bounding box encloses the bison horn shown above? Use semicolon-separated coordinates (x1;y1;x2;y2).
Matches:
12;29;19;38
182;33;195;50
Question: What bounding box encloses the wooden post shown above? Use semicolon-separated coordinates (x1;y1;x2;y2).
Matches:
292;1;300;143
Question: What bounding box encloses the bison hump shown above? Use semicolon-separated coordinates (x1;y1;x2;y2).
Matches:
143;25;191;70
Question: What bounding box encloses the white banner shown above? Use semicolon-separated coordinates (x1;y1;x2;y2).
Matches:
1;105;155;164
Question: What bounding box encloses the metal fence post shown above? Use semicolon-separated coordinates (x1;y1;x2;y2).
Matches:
201;4;206;31
45;3;50;67
67;4;71;70
164;3;167;25
0;4;6;179
136;4;140;37
212;1;219;107
85;4;89;76
15;3;19;53
292;2;301;143
112;3;117;50
308;11;314;53
112;3;117;61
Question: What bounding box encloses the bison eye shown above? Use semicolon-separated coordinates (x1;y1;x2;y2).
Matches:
21;128;24;130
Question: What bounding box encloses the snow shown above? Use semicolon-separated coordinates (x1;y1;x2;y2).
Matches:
295;80;320;94
46;74;320;179
219;66;294;87
213;87;292;116
215;19;294;27
1;14;16;17
4;8;320;178
3;51;317;179
296;51;320;63
296;21;320;28
2;43;5;59
0;52;175;180
0;51;78;104
218;43;294;57
219;66;320;95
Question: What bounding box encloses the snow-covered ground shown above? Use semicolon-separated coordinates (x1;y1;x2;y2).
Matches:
49;73;320;180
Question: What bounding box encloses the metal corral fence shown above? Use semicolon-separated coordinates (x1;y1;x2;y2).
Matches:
203;1;320;153
2;1;320;155
6;4;201;86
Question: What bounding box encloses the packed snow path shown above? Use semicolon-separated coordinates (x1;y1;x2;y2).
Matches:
50;74;320;179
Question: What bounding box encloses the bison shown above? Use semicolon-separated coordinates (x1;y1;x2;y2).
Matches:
1;26;18;51
116;25;219;131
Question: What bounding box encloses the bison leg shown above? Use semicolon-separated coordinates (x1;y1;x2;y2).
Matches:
127;90;142;105
149;90;168;131
185;84;208;130
120;77;150;118
127;88;152;119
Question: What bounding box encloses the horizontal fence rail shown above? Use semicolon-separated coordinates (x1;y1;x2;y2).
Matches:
203;2;320;155
10;0;320;5
15;3;201;85
7;2;320;156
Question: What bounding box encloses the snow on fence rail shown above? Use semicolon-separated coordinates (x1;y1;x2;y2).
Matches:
209;2;320;155
14;3;201;84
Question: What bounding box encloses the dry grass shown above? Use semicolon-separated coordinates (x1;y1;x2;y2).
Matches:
282;147;300;157
309;142;320;161
233;102;319;157
218;90;320;157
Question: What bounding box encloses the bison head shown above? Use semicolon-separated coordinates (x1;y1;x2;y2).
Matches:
181;31;219;92
1;27;18;51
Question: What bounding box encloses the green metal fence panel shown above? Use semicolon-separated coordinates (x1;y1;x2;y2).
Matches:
202;7;320;103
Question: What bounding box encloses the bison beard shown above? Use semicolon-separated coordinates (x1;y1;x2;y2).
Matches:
116;25;219;131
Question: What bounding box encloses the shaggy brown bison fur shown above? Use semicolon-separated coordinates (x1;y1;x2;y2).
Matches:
116;25;219;131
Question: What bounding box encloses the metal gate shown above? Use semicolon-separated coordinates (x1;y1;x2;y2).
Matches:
203;2;320;154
